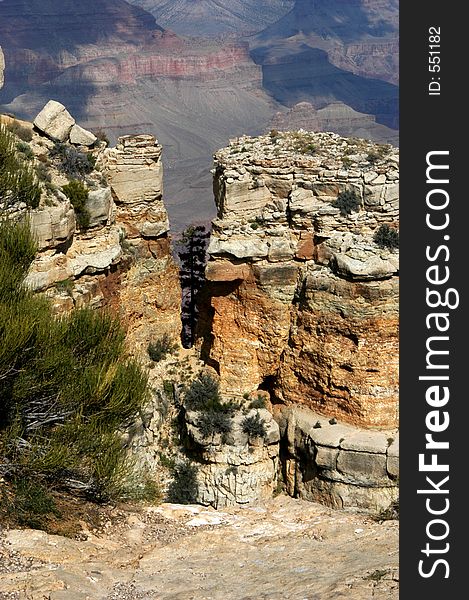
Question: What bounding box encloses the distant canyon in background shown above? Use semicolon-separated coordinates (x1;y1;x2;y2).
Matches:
0;0;399;231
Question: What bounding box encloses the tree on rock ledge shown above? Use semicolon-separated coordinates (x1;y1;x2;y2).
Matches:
177;225;210;347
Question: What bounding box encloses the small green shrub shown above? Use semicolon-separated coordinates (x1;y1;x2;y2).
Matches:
93;128;110;146
373;224;399;250
288;132;317;155
342;156;353;168
248;396;266;410
367;151;380;164
147;333;178;362
365;569;390;582
0;220;152;510
51;143;95;178
184;373;221;411
6;120;33;142
35;161;52;183
7;478;60;529
61;179;90;230
16;141;34;161
196;409;232;438
158;452;176;470
241;412;267;438
167;461;198;504
332;189;361;216
56;278;74;295
376;498;399;521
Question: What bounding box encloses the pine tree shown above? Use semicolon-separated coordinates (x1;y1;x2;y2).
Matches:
177;225;210;347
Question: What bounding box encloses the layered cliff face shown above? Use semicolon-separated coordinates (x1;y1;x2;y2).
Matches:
251;0;399;131
199;132;399;430
1;103;181;357
0;1;276;231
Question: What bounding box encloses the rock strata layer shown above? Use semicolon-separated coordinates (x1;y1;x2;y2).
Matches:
199;131;399;430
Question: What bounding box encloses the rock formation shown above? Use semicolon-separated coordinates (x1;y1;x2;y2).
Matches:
34;100;97;145
279;406;398;511
0;0;399;232
2;102;181;357
2;103;399;513
102;134;181;354
199;131;399;431
271;101;399;146
185;406;280;508
197;130;399;510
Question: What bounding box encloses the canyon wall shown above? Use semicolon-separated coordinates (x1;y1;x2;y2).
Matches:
199;131;399;430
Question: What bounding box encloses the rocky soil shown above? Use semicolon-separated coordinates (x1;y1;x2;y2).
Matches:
0;495;398;600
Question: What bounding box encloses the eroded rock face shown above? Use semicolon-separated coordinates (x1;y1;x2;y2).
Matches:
3;107;181;358
185;408;280;509
199;132;399;429
102;134;180;354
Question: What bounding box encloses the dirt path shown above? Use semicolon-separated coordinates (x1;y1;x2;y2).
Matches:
0;496;398;600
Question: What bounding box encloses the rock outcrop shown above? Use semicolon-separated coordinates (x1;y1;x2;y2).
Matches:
279;406;398;511
103;134;180;354
199;131;399;431
0;0;399;233
3;102;181;358
33;100;97;145
185;406;280;509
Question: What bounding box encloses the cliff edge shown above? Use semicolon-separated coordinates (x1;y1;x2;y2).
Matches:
200;131;399;431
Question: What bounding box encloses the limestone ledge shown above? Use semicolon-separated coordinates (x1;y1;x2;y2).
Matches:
24;226;122;292
2;104;181;358
278;406;399;512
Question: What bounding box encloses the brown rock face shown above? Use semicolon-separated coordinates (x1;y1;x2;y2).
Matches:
199;132;399;429
102;134;181;354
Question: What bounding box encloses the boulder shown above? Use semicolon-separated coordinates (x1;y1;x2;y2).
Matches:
86;187;112;228
29;201;76;251
69;124;97;146
33;100;75;142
